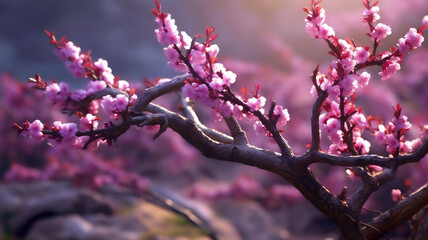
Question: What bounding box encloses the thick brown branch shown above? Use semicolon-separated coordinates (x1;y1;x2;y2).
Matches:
150;102;233;144
224;116;248;145
304;139;428;168
131;74;190;112
364;183;428;239
310;90;327;151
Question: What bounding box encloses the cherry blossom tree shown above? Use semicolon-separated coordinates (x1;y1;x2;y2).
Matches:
11;0;428;239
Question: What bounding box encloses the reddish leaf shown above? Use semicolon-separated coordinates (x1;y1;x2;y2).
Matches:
241;86;248;100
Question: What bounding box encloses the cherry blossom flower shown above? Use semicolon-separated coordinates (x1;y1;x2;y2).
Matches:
273;105;290;127
357;72;371;87
247;96;266;112
391;189;403;202
371;23;392;41
354;46;370;64
53;121;78;141
28;120;44;141
155;13;180;45
363;6;380;24
423;15;428;25
380;56;401;80
398;28;424;53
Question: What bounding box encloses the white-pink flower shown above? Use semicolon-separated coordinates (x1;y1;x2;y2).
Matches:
391;189;403;202
28;120;44;141
392;115;412;132
273;105;290;127
247;96;266;112
80;113;99;131
357;72;370;87
324;118;340;135
354;46;370;64
53;121;78;141
113;94;129;112
374;124;387;145
385;134;400;153
423;15;428;25
94;58;112;73
363;6;380;23
398;28;424;53
371;23;392;41
380;57;401;80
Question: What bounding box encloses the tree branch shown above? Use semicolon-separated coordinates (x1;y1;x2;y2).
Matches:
363;183;428;239
304;139;428;168
310;91;328;152
224;116;248;145
131;74;190;113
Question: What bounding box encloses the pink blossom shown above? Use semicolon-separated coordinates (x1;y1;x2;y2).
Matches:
117;80;130;91
180;31;192;49
329;130;343;143
65;60;85;78
206;44;220;59
113;94;129;112
3;163;42;182
102;71;115;85
253;121;266;135
189;49;206;66
363;6;380;23
222;70;237;87
216;101;234;118
71;89;87;101
327;85;340;101
100;95;115;112
400;141;413;154
56;41;81;61
391;189;403;202
94;58;112;73
385;134;400;153
339;58;356;73
423;15;428;25
209;76;226;91
380;57;401;80
371;23;392;41
392;115;412;132
318;24;335;39
354;47;370;64
87;80;107;94
398;28;424;53
247;96;266;112
374;124;386;145
273;105;290;127
355;137;371;154
357;72;370;87
80;113;99;131
351;112;367;128
46;83;61;103
155;14;180;45
340;74;357;97
182;83;210;105
54;121;78;141
28;120;44;141
324;118;340;135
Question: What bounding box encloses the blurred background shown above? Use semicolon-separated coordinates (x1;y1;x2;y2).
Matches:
1;0;428;239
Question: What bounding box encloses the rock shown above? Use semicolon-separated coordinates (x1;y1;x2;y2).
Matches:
215;200;283;240
0;181;113;237
26;214;143;240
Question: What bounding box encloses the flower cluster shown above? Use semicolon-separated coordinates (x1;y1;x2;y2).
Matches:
305;0;426;155
16;31;138;150
153;1;290;136
304;0;335;39
370;104;422;155
46;30;120;86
